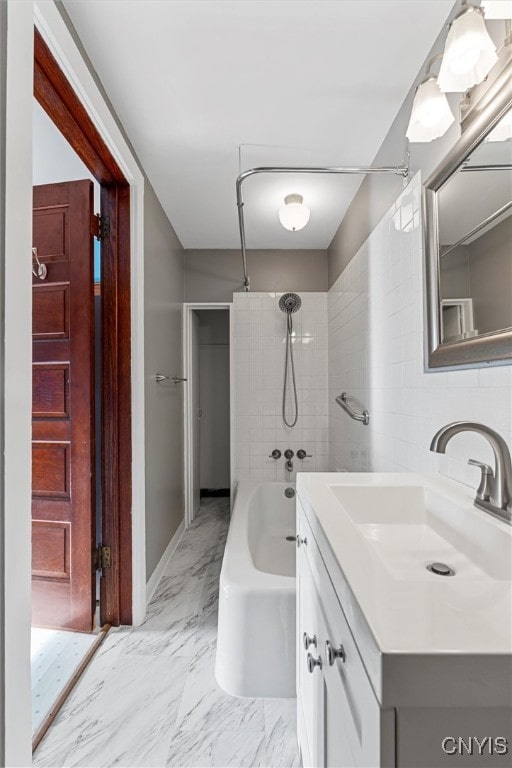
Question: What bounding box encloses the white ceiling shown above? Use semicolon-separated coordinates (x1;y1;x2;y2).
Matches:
62;0;454;249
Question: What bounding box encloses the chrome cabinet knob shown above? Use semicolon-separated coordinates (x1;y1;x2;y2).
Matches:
296;535;307;547
326;640;346;665
307;652;322;673
303;632;317;650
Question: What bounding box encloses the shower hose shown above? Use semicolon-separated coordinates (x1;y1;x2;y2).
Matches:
282;310;299;428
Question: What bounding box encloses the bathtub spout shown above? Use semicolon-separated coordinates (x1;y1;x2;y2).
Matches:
285;459;293;473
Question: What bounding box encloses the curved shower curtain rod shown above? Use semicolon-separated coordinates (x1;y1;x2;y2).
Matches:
236;163;410;291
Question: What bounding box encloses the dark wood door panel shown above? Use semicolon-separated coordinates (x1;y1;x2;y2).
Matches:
32;364;70;418
32;521;70;579
32;180;96;632
32;442;70;497
32;284;70;339
33;205;69;262
32;581;73;630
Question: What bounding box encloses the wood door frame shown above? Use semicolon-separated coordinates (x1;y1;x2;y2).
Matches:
34;28;132;625
182;303;234;527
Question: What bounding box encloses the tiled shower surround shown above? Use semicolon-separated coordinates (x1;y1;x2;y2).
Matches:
232;291;329;483
328;172;512;487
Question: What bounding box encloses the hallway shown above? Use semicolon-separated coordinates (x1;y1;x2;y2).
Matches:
34;499;299;768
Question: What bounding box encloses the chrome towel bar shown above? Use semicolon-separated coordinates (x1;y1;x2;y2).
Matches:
155;374;187;383
336;393;370;426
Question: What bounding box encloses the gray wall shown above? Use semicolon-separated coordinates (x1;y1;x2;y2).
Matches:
440;218;512;334
185;249;328;302
440;246;471;299
327;2;463;286
197;310;230;489
144;181;185;579
469;218;512;334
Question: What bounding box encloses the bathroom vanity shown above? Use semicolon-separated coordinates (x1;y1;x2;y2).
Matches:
296;473;512;768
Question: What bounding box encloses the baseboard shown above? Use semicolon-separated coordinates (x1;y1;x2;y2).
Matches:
200;488;230;497
145;519;185;605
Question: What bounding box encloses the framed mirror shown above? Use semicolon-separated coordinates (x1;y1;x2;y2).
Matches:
424;63;512;369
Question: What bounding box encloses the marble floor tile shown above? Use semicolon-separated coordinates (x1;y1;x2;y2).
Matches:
165;727;267;768
35;654;190;768
34;497;299;768
175;641;265;734
264;699;301;768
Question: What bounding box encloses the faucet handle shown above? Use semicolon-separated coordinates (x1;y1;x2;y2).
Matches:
468;459;494;502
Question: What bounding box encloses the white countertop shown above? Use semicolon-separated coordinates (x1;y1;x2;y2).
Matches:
297;472;512;657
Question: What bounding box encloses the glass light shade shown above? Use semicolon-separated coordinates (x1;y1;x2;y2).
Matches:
438;7;498;92
486;110;512;141
278;194;310;231
406;78;455;142
481;1;512;19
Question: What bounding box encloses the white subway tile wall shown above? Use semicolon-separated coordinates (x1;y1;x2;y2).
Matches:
232;292;329;483
328;173;512;487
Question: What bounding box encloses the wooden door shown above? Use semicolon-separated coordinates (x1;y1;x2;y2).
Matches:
32;180;96;632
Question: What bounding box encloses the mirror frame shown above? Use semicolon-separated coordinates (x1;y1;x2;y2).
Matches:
424;62;512;370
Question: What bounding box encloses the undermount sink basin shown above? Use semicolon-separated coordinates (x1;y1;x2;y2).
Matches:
329;483;511;581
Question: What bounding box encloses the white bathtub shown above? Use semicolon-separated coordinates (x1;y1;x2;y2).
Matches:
215;481;296;698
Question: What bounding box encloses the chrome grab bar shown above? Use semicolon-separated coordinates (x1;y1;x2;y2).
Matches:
155;374;187;383
335;393;370;426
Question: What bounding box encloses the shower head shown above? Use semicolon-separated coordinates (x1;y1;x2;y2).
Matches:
279;293;301;314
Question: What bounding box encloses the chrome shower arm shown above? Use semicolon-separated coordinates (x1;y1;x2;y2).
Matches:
235;163;410;291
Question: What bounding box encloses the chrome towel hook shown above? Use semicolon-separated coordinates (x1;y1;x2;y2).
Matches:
155;374;187;384
32;247;47;280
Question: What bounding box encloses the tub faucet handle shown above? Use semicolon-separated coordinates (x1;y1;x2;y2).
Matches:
269;449;282;459
284;449;294;459
297;449;312;460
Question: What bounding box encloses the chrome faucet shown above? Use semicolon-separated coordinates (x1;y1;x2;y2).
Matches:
430;421;512;526
284;449;294;474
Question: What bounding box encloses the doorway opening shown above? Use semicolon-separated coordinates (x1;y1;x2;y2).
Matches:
31;98;104;740
31;27;133;747
184;304;232;525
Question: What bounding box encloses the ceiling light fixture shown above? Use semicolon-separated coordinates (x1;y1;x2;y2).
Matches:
481;1;512;19
438;5;498;93
278;194;310;232
406;76;455;142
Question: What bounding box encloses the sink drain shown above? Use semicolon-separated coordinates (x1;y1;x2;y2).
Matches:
427;562;456;577
285;535;296;542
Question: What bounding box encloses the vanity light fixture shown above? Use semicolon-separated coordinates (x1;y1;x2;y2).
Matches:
406;76;455;142
438;5;498;93
481;1;512;19
278;193;310;232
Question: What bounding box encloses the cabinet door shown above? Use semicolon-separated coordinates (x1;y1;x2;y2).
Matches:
297;517;324;767
318;604;358;768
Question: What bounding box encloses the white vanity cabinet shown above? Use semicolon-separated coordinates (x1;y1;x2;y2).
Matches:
296;499;395;768
296;473;512;768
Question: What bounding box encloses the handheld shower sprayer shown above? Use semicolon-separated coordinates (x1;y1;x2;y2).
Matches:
279;293;301;428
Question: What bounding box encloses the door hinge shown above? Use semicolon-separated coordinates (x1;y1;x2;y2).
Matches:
94;545;112;571
92;214;110;241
